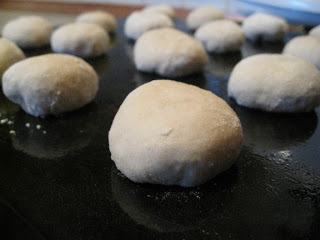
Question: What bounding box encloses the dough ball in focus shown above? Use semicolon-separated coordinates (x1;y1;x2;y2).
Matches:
283;36;320;69
228;54;320;112
242;13;288;42
195;19;245;53
186;6;225;30
51;23;110;58
0;38;25;82
1;16;52;49
124;11;174;40
76;11;117;33
134;28;208;77
109;80;243;187
2;54;99;117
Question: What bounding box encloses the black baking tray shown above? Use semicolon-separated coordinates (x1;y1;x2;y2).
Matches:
0;18;319;240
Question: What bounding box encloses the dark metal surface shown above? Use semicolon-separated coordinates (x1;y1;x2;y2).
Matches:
0;18;319;240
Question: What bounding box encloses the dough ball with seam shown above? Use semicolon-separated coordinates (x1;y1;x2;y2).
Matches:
51;23;110;58
109;80;243;187
134;28;208;77
309;25;320;39
1;16;53;49
76;10;117;33
0;38;25;83
195;19;245;53
124;11;174;40
186;6;225;30
143;5;176;19
242;13;288;42
228;54;320;112
2;54;99;117
283;35;320;69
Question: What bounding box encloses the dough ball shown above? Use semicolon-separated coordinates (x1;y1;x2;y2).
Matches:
143;5;176;18
0;38;25;82
228;54;320;112
283;36;320;69
76;10;117;33
186;6;225;30
1;16;53;49
134;28;208;77
242;13;288;42
309;25;320;39
2;54;99;117
109;80;243;187
51;23;110;58
124;11;174;40
195;19;245;53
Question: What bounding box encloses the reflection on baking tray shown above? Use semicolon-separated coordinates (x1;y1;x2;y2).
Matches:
9;103;99;159
241;40;284;58
111;163;238;233
205;52;242;77
234;107;318;150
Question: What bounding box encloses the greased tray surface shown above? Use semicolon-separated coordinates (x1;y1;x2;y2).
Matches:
0;18;319;240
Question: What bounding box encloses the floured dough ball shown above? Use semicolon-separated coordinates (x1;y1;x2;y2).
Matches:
0;38;25;82
283;36;320;69
2;54;98;117
228;54;320;112
134;28;208;77
195;19;245;53
51;23;110;58
76;10;117;33
143;5;176;18
109;80;243;187
1;16;52;49
242;13;288;42
186;6;225;30
124;11;174;40
310;25;320;39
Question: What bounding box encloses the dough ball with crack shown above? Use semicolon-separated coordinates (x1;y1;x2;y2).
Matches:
1;16;52;49
134;28;208;77
76;11;117;33
109;80;243;187
2;54;98;117
228;54;320;112
51;23;110;58
186;6;225;30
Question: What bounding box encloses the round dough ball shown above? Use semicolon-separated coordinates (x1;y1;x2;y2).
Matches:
0;38;25;82
1;16;52;49
195;19;245;53
186;6;225;30
283;36;320;69
2;54;99;117
76;10;117;33
109;80;243;187
124;11;174;40
228;54;320;112
51;23;110;58
242;13;288;42
143;5;176;18
309;25;320;39
134;28;208;77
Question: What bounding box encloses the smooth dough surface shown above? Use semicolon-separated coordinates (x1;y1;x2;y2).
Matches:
228;54;320;112
283;36;320;69
142;5;176;18
0;38;25;82
242;13;288;42
134;28;208;77
310;25;320;39
124;11;174;40
195;19;245;53
109;80;243;187
2;54;99;117
76;11;117;33
186;6;225;30
1;16;52;48
51;23;110;58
